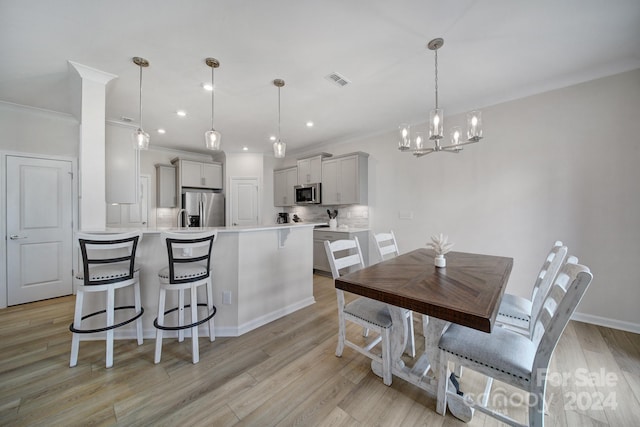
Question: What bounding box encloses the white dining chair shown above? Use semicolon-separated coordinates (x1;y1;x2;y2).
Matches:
373;231;416;357
325;237;394;386
70;231;144;368
497;241;567;335
154;231;217;364
437;259;593;426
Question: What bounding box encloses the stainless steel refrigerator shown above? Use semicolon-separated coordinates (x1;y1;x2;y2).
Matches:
181;190;225;227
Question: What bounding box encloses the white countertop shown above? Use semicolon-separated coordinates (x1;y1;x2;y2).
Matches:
313;226;370;233
83;223;321;235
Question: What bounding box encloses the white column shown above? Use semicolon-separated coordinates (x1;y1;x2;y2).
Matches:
68;61;117;230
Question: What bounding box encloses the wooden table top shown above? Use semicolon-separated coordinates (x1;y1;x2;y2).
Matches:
335;249;513;333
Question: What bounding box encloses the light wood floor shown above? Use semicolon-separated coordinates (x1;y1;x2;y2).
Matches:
1;274;639;426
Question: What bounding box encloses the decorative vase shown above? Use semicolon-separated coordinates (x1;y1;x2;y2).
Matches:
329;218;337;229
435;255;446;268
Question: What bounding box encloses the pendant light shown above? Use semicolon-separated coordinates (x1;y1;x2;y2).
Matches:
132;57;150;150
273;79;286;158
204;57;222;151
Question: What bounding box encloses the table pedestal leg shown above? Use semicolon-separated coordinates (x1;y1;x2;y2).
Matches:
371;308;473;422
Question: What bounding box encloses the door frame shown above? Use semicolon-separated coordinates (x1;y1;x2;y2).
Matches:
1;150;78;309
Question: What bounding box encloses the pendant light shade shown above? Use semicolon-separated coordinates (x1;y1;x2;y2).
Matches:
273;79;286;158
132;57;150;150
204;57;222;151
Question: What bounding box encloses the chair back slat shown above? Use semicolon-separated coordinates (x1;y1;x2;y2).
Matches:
374;231;400;262
531;261;592;372
528;243;568;334
161;231;216;284
324;237;365;279
76;231;142;286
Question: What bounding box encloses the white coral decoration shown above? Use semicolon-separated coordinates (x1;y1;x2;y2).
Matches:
427;233;454;256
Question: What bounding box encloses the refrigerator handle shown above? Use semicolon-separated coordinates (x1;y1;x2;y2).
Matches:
200;199;205;226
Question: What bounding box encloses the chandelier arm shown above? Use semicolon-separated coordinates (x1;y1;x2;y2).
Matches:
414;149;436;157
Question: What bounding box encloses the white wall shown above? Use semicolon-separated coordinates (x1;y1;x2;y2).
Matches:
293;69;640;330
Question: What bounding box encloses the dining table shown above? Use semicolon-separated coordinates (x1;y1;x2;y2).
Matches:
334;248;513;419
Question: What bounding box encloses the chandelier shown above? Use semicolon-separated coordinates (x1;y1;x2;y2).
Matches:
132;57;150;150
273;79;286;158
204;57;222;151
398;38;483;157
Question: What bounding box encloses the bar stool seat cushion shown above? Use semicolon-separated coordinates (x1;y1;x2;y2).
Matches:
158;265;208;283
75;265;140;283
439;323;535;382
344;297;392;329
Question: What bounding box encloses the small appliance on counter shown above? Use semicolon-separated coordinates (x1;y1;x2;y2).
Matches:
277;212;289;224
291;214;301;223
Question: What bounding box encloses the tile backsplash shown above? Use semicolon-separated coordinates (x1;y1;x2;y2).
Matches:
283;205;369;229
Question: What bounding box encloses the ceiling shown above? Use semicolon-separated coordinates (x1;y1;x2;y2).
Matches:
1;0;639;156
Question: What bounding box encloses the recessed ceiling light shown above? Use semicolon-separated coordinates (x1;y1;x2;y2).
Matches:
157;128;166;134
242;146;249;151
306;121;314;127
269;135;276;141
202;83;213;91
176;110;187;117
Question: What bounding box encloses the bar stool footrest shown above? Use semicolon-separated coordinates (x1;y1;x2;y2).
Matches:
69;306;144;334
153;303;217;331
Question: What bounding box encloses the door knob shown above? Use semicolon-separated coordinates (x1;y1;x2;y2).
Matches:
10;235;27;240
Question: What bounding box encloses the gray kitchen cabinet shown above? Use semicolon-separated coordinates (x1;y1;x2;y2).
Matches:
321;152;368;205
297;153;330;184
274;166;298;207
172;158;222;189
155;164;177;208
313;228;370;274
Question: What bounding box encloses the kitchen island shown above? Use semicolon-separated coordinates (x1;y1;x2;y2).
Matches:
78;223;316;338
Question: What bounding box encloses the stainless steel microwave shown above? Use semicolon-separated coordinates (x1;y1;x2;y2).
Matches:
295;183;321;204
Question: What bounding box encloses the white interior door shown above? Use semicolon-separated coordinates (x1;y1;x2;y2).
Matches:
6;155;73;305
230;178;259;226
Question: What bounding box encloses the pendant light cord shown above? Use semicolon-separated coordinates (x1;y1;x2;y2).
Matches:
138;64;143;128
211;66;215;129
434;48;439;110
278;86;281;141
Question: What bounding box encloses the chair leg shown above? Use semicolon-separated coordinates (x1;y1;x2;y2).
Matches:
335;292;346;357
69;290;84;367
190;285;199;364
206;278;215;342
154;287;166;364
529;388;545;427
381;327;392;386
134;280;143;345
178;289;185;343
106;287;115;369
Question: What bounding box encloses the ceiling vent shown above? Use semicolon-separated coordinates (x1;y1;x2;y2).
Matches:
325;72;350;87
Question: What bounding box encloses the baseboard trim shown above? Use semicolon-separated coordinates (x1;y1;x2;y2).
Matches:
572;311;640;334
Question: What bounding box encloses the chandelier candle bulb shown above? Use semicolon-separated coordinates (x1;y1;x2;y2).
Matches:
414;132;425;150
430;109;443;140
450;126;461;146
467;111;482;141
399;124;411;149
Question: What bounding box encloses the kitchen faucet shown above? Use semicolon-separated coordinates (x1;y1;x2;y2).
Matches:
176;209;186;227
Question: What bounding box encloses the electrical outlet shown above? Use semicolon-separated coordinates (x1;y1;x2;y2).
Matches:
222;291;232;305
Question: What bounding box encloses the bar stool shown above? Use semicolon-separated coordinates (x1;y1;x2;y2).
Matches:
69;231;144;368
154;231;217;364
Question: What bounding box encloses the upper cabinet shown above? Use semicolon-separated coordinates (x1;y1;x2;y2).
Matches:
155;164;177;208
172;158;222;189
321;152;368;205
274;166;298;207
297;153;331;184
105;123;139;204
